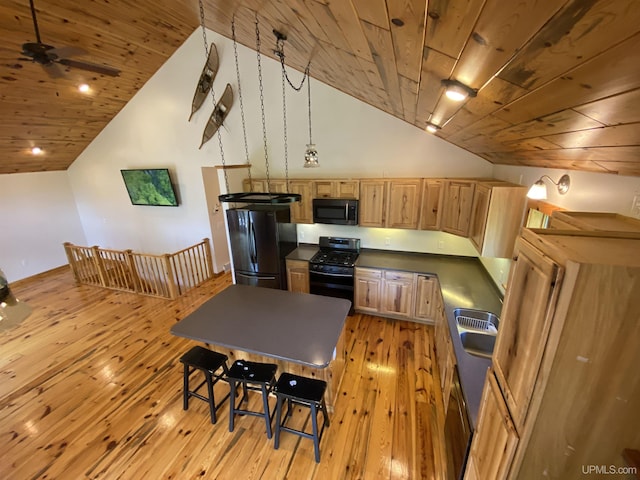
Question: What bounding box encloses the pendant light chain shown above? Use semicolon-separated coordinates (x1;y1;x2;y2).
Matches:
281;60;290;187
255;16;271;192
307;65;313;145
198;0;229;193
232;17;252;187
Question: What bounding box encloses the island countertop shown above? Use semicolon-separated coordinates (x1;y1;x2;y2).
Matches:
171;284;351;368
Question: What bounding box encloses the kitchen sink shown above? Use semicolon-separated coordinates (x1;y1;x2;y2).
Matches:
454;308;500;358
459;331;496;359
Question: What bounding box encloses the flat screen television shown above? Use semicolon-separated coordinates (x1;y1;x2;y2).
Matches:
120;168;179;206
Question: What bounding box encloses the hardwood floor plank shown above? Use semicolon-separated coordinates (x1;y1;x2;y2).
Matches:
0;269;446;479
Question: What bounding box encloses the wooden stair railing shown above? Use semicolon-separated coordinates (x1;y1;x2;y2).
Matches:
63;239;214;299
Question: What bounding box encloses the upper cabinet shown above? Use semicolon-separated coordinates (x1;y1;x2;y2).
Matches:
386;179;422;229
240;177;530;252
242;178;287;193
419;179;445;230
359;180;387;227
288;180;313;224
441;180;476;237
313;179;360;199
469;181;527;258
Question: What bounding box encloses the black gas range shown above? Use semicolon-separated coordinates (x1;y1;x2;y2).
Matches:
309;237;360;311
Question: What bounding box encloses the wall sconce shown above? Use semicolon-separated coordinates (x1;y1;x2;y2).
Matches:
441;79;477;101
527;174;571;199
426;122;440;133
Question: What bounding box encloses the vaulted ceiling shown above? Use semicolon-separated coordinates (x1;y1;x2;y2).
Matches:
1;0;639;176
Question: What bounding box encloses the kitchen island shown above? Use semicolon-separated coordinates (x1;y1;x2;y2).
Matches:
170;284;351;410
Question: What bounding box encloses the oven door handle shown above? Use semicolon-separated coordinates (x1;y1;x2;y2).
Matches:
310;271;354;278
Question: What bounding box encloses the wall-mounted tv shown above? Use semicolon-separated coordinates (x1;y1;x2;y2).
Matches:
120;168;179;206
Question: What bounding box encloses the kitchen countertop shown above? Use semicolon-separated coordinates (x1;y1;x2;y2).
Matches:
287;245;503;428
171;284;351;368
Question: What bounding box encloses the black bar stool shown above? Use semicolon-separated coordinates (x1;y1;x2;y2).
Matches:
226;359;278;438
179;345;229;424
273;372;330;463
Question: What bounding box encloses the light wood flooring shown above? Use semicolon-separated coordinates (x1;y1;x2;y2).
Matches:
0;267;447;479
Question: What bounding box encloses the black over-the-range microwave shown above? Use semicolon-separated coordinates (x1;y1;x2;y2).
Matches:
312;198;359;225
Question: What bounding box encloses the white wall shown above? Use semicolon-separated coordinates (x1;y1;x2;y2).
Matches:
494;165;640;217
0;171;86;281
67;27;492;258
8;27;640;283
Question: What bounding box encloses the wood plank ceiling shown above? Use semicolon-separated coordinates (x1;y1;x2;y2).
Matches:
1;0;639;176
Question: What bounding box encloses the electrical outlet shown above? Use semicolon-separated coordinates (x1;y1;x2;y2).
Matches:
300;231;305;240
438;241;445;250
384;237;391;246
631;194;640;219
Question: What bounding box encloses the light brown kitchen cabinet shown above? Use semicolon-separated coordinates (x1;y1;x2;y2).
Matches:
492;237;562;432
288;180;313;224
549;210;640;232
442;180;476;236
413;273;439;322
386;179;422;229
242;178;287;193
419;179;445;230
469;181;527;258
359;180;387;227
440;341;456;414
285;259;309;294
465;369;519;480
468;228;640;479
354;267;382;313
380;270;414;318
313;179;360;199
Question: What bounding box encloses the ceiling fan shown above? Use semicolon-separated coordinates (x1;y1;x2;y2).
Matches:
20;0;120;78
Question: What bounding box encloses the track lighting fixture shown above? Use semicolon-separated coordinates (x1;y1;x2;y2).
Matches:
441;79;477;102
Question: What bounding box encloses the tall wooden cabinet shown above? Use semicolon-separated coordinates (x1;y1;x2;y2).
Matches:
466;229;640;479
469;181;527;258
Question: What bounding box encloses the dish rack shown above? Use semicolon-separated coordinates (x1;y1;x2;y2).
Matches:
456;314;498;334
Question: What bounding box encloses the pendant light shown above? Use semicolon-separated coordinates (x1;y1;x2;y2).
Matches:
304;67;318;168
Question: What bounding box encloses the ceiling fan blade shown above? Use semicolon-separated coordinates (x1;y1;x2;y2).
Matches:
48;45;87;59
42;62;64;78
57;58;120;77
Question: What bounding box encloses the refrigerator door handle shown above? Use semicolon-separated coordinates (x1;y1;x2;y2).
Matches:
236;273;276;280
249;217;258;266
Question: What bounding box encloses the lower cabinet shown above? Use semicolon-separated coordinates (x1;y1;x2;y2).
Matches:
413;274;439;322
380;270;414;317
464;369;519;480
355;268;443;324
285;259;309;294
354;268;382;313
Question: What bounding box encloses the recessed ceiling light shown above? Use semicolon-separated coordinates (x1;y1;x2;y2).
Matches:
78;83;90;93
31;146;43;155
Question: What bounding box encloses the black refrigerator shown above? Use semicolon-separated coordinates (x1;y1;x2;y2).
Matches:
226;204;297;290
